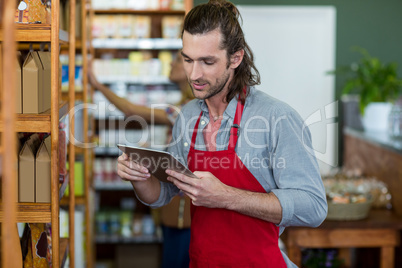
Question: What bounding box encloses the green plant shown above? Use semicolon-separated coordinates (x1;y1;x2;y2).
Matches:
302;248;344;268
329;47;402;114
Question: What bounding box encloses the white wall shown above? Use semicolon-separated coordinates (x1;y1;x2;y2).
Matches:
238;6;338;174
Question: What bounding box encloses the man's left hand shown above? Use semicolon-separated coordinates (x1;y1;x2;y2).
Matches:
166;170;230;208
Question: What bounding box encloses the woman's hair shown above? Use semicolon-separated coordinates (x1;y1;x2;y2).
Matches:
182;0;260;103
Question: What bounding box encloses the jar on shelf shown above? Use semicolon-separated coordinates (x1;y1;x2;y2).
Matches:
388;97;402;139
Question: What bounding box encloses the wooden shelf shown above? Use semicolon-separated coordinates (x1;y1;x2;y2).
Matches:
62;91;84;101
60;195;86;206
0;101;68;133
0;24;69;43
92;38;182;49
0;177;70;223
93;9;185;15
60;238;69;268
0;203;51;223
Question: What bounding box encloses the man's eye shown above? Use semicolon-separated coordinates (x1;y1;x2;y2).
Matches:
204;61;214;65
184;59;192;63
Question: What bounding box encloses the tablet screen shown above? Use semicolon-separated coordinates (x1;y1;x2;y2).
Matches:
117;144;196;183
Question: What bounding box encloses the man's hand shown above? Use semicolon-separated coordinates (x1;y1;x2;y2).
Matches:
166;169;283;224
166;169;230;208
117;153;161;204
117;153;151;182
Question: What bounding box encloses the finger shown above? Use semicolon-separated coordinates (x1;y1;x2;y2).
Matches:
118;153;127;161
166;169;194;185
128;161;149;174
118;169;148;182
167;176;197;197
117;162;150;179
118;156;149;174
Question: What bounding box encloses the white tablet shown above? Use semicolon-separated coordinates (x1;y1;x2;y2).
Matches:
117;144;196;183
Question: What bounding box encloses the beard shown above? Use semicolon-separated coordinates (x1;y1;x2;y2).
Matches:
189;70;231;100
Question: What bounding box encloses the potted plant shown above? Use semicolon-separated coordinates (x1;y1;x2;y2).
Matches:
330;47;402;132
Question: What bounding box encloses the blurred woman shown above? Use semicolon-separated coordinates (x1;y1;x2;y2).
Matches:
89;53;192;268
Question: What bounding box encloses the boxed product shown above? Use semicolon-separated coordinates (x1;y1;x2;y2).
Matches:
23;51;51;114
18;133;51;203
162;16;183;39
35;135;51;203
117;15;135;38
22;223;50;268
133;16;151;39
16;52;23;113
18;133;41;202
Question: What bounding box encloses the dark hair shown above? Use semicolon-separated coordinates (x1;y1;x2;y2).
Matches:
182;0;260;103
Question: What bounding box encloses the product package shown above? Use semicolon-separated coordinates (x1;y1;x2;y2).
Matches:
23;223;50;268
36;135;51;203
16;52;23;113
22;51;51;114
162;16;183;39
18;133;41;202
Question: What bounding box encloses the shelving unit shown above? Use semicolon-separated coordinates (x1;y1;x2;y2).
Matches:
0;0;77;267
1;1;19;267
90;2;192;266
59;0;95;267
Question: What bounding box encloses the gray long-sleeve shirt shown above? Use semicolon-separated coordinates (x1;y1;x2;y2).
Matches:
136;87;327;267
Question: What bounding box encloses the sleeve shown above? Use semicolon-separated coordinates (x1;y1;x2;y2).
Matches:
269;111;328;228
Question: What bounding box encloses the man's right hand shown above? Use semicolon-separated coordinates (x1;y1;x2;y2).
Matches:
117;153;151;182
117;153;161;204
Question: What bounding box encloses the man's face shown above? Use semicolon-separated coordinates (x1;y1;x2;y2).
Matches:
181;29;233;101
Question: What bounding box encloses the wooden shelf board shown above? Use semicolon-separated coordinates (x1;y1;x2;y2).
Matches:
0;177;69;223
62;91;84;101
60;195;86;206
93;9;185;15
0;101;68;133
0;24;68;43
0;203;51;223
60;238;69;268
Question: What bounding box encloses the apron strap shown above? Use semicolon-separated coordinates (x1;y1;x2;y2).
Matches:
190;86;247;151
228;98;245;151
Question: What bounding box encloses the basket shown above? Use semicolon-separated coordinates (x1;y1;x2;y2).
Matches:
326;199;373;221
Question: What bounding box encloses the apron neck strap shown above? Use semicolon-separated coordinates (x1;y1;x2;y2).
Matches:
228;96;245;151
190;86;247;151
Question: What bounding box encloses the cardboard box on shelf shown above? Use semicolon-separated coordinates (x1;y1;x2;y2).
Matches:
37;51;51;112
16;52;22;113
18;133;41;202
35;135;51;203
22;51;51;114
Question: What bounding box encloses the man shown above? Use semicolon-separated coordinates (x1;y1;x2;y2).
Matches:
117;0;327;267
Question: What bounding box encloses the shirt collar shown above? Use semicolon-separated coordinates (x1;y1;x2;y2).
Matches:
197;95;239;120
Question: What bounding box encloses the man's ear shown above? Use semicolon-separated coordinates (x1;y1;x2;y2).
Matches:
230;49;244;69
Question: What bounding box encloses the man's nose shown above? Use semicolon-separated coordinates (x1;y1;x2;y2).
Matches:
189;62;202;81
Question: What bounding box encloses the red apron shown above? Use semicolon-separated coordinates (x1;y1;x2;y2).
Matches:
187;98;286;268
